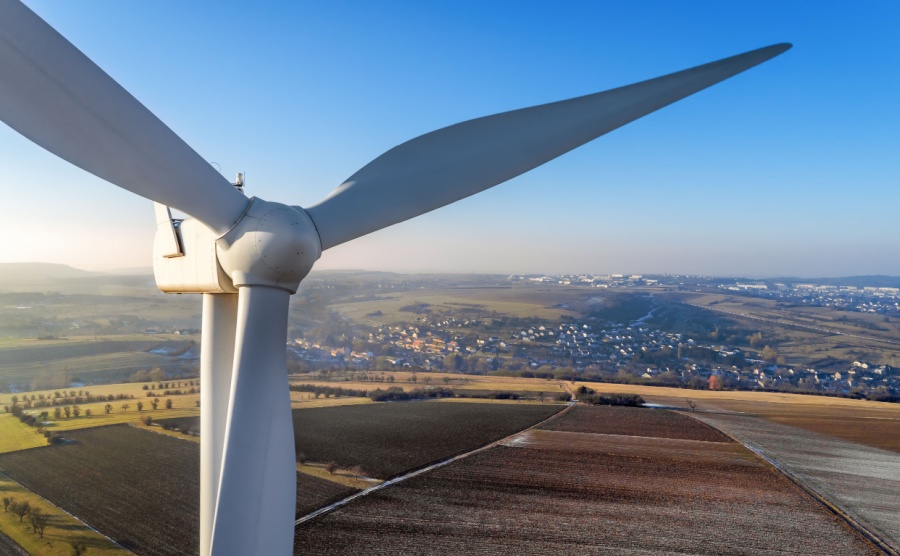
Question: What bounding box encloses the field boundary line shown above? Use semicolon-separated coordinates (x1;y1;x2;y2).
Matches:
683;413;898;556
296;402;574;526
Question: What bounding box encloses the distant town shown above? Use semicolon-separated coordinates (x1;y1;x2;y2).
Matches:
285;273;900;403
0;266;897;401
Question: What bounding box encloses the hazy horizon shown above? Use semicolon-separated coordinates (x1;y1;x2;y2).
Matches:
3;260;900;283
3;1;899;277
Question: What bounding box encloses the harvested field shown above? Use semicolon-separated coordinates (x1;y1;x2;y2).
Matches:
0;339;166;365
505;429;750;466
0;471;128;556
0;425;198;556
296;474;358;518
694;411;900;553
294;401;563;479
296;413;879;555
700;397;900;453
0;351;187;387
539;404;731;442
0;425;360;556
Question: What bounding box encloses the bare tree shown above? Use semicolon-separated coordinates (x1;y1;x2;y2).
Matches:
121;403;130;412
324;461;338;474
14;500;30;522
165;399;173;410
72;405;81;417
136;401;143;412
687;399;697;412
151;398;159;410
30;507;49;538
63;406;71;418
104;403;113;414
2;496;10;512
70;542;88;556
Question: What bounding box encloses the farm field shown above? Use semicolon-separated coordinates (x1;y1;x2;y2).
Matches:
0;425;366;556
295;407;879;555
0;426;200;556
698;397;900;453
681;292;900;367
569;379;900;454
0;400;564;554
0;414;45;453
328;284;584;324
538;404;730;442
0;336;199;388
289;372;567;398
0;381;204;453
293;401;564;479
0;472;129;556
695;410;900;554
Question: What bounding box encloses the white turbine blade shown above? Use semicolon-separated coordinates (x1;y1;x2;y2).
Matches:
200;293;238;556
0;0;248;234
306;43;791;250
211;286;295;556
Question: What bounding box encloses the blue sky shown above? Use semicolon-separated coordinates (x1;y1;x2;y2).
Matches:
3;1;899;277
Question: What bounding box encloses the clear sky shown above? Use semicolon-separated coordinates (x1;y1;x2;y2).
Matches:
3;1;899;278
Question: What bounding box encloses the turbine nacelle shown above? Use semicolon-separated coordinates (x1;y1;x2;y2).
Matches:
153;197;321;295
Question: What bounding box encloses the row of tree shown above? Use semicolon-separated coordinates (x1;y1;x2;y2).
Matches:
3;497;49;539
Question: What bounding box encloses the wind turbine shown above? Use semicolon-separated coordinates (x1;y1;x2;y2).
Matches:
0;1;789;554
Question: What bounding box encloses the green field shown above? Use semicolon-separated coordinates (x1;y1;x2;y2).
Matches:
0;415;45;454
329;285;584;325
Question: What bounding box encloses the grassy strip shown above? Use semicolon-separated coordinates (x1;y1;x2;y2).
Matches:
0;416;45;454
297;462;380;490
0;472;129;556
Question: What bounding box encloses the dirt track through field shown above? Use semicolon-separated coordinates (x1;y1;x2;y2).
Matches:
693;410;900;554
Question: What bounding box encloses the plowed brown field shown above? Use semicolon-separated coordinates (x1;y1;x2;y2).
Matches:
539;404;731;442
295;409;879;555
0;426;356;556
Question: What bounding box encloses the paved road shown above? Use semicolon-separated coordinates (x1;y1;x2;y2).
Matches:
693;410;900;554
0;530;28;556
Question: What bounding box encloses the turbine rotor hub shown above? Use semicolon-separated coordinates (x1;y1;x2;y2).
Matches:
216;197;321;294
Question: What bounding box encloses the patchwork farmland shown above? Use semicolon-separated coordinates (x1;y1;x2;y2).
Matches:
295;405;881;555
0;379;896;555
0;400;565;554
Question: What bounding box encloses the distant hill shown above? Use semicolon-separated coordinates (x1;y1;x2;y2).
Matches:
0;263;155;294
0;262;95;282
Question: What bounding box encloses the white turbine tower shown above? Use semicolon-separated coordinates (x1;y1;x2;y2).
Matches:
0;1;789;554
